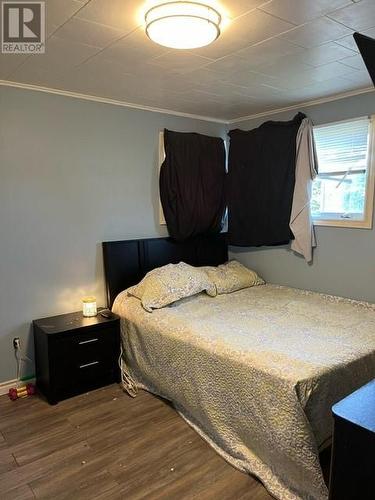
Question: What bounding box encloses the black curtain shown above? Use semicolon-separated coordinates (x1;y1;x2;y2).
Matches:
160;129;226;242
228;113;305;247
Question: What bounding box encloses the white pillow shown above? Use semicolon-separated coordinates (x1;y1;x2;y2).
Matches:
202;260;264;294
129;262;216;312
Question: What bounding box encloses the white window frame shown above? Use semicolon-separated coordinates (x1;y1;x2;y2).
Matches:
313;115;375;229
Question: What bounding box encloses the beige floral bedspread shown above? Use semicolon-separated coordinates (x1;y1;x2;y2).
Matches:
113;284;375;500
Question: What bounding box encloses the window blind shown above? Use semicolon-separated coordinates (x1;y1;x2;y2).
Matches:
313;117;370;174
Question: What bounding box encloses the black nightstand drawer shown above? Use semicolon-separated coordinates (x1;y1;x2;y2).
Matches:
53;326;118;364
52;348;117;382
34;310;121;404
54;356;116;389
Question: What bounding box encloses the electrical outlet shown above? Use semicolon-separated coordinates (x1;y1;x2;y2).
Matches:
13;337;20;350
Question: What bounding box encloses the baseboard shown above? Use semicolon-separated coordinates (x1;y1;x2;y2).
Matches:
0;378;17;396
0;378;36;396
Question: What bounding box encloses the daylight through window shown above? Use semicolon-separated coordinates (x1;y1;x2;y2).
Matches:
312;116;374;228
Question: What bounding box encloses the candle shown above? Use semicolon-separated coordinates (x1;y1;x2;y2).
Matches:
82;296;97;317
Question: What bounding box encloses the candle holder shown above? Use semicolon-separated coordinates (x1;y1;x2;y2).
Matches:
82;296;97;317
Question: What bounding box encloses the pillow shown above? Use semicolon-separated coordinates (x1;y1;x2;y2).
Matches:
128;262;216;312
202;260;264;295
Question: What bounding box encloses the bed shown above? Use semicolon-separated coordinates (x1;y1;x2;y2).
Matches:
103;236;375;500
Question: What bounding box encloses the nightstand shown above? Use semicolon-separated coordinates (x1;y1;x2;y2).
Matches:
329;380;375;500
33;310;121;404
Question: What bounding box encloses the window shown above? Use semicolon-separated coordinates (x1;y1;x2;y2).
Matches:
312;116;375;228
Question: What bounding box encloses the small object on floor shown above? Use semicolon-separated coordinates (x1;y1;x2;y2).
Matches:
8;383;36;401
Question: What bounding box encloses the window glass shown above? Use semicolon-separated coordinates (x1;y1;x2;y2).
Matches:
312;117;373;225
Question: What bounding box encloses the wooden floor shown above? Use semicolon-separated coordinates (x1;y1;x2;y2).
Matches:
0;384;273;500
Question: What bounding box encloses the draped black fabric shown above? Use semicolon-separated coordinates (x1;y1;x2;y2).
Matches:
160;129;226;242
228;113;305;247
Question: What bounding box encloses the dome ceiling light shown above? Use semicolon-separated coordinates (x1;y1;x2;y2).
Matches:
145;1;222;50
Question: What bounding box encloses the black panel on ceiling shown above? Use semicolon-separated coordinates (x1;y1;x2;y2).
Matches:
353;32;375;87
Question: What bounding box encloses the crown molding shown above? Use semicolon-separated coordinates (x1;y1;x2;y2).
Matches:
0;79;228;124
228;86;375;124
1;79;374;126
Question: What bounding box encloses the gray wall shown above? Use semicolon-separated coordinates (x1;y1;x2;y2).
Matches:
230;91;375;303
1;85;374;383
0;86;224;383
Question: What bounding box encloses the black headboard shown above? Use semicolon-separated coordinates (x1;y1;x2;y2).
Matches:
102;234;228;308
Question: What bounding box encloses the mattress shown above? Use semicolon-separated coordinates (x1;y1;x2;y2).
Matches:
113;284;375;500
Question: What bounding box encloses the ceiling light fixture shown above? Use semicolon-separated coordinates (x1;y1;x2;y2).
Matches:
145;1;222;50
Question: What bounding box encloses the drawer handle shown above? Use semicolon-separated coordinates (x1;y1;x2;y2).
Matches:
78;338;98;345
79;361;99;369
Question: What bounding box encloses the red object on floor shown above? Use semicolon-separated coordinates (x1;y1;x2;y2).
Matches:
8;383;36;401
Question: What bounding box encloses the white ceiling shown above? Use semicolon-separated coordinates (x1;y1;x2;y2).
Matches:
1;0;374;121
